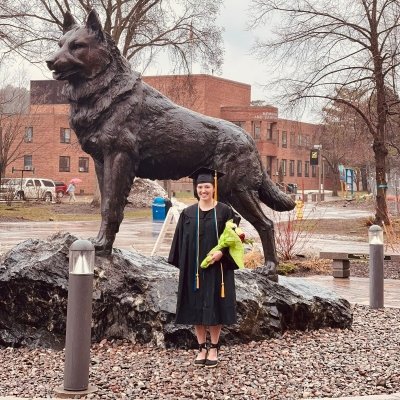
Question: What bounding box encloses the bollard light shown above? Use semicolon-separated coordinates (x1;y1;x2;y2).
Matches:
368;225;383;244
55;239;97;398
69;240;95;274
368;225;384;309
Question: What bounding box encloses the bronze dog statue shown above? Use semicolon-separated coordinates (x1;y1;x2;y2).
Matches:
46;10;295;279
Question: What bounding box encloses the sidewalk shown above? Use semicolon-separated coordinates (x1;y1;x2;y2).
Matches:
299;275;400;308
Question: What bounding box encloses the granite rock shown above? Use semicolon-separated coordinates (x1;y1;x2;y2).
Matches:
0;232;352;348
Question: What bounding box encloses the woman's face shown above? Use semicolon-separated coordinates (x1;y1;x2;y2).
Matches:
196;182;214;201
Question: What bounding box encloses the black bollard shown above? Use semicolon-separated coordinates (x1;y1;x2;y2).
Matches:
368;225;384;309
55;239;97;397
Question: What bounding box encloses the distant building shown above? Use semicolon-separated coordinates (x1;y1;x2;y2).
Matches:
2;75;331;195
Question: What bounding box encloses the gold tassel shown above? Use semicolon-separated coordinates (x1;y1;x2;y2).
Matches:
220;263;225;298
214;170;218;201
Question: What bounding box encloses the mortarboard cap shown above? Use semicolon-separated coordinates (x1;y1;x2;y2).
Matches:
189;167;224;184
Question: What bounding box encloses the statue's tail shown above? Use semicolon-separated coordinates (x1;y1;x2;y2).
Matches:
258;173;296;211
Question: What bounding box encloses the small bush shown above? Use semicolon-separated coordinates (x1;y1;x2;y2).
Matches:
244;247;263;269
277;262;298;275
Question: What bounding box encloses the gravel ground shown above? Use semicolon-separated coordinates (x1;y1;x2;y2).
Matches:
1;305;400;399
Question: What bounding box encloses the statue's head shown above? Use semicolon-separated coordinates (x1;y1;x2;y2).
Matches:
46;10;113;82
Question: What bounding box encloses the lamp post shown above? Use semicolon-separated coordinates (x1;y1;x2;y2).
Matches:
55;239;97;397
368;225;384;309
313;144;322;199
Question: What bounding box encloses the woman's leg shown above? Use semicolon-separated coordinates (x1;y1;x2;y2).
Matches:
207;325;222;361
194;325;207;361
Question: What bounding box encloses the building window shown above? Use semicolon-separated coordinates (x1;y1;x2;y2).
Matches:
305;161;310;177
24;155;33;170
266;155;273;176
312;165;317;177
281;159;287;176
298;132;302;146
24;127;33;143
60;128;71;143
251;121;261;139
232;121;245;128
282;131;287;148
59;156;70;172
267;123;274;140
276;130;279;147
289;160;295;176
290;132;295;147
79;157;89;173
297;160;302;177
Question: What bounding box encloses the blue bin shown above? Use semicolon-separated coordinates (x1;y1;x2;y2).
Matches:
152;197;166;221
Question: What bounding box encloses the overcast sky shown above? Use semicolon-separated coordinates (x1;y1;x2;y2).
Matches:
13;0;317;122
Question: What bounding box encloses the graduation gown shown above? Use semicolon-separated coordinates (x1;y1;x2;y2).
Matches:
168;202;239;325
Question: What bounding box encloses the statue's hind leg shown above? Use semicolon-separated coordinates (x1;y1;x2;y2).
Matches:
229;190;279;281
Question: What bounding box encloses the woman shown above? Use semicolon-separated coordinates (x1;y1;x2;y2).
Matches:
168;167;240;368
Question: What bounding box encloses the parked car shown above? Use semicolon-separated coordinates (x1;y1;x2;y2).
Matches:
0;177;56;202
54;181;68;198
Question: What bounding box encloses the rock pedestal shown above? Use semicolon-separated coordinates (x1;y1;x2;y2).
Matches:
0;232;352;348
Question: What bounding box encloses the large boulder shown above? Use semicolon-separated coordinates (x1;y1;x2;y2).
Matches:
0;233;352;349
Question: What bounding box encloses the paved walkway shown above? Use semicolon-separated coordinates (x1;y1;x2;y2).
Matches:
299;275;400;308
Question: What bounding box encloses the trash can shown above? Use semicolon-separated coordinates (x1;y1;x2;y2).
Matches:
152;197;166;221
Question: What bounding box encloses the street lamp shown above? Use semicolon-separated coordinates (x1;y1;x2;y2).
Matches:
313;144;323;198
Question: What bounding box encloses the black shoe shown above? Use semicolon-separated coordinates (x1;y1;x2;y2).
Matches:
194;342;208;366
205;343;219;368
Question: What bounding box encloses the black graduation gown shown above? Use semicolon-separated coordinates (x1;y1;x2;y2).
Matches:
168;202;239;325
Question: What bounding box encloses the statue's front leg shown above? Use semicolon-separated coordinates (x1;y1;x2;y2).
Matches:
93;152;136;256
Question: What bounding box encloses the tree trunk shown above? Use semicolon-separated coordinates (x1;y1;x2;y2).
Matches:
371;9;390;226
332;171;340;197
374;140;389;225
361;166;368;192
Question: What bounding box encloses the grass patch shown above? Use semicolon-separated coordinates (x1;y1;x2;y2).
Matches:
0;202;151;222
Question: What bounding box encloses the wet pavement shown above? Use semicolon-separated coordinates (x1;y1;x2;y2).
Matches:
299;275;400;308
0;202;376;256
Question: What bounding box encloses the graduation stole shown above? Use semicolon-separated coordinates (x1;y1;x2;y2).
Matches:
195;202;225;298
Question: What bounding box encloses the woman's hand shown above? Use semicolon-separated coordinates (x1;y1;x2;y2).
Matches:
210;250;223;264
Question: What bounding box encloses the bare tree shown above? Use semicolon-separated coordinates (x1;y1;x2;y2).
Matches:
0;67;44;180
0;0;223;74
250;0;400;225
320;87;373;196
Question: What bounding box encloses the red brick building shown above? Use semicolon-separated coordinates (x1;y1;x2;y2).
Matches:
2;75;330;194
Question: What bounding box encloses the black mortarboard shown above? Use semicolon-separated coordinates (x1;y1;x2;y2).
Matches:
189;167;224;184
189;167;224;201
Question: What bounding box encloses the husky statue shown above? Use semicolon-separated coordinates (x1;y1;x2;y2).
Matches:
46;10;295;280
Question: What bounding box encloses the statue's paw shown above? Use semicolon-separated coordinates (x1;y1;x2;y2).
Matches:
89;236;113;256
264;261;279;282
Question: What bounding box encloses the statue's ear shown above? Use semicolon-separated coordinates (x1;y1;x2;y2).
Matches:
63;11;77;34
86;9;104;41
